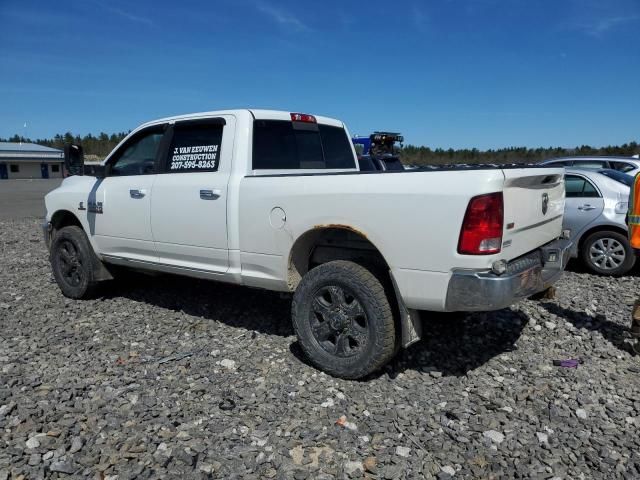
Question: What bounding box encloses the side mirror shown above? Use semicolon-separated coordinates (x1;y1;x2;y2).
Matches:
64;143;84;176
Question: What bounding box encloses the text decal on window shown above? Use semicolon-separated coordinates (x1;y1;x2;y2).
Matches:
168;124;223;172
170;144;219;170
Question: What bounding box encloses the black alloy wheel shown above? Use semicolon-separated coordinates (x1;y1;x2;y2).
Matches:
292;260;396;379
50;225;100;299
56;239;85;288
310;285;369;358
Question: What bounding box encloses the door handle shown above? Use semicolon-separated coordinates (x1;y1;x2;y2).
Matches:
130;189;146;199
200;189;221;200
578;204;596;211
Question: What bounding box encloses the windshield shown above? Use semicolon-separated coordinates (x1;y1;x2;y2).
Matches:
598;169;634;187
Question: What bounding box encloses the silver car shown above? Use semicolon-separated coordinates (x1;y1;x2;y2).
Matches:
563;168;635;275
542;156;640;177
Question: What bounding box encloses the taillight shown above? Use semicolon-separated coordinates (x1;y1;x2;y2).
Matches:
458;192;504;255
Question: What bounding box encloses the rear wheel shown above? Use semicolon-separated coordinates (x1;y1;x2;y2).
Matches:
292;260;396;379
581;231;635;276
50;226;100;299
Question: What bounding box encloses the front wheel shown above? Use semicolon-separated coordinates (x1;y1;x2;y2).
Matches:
291;260;397;379
581;231;635;276
50;226;100;299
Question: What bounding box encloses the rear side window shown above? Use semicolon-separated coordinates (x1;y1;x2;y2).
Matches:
611;161;636;173
252;120;355;170
167;123;223;173
565;175;600;198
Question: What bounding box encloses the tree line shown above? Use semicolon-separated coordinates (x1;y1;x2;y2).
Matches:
2;132;638;164
2;132;129;159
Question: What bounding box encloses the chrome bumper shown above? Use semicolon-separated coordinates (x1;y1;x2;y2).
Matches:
42;221;52;250
445;238;572;312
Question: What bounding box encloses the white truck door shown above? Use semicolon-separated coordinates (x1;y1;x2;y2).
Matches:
150;116;234;273
90;125;167;262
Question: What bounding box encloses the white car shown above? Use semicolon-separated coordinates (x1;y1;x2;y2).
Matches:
44;109;571;378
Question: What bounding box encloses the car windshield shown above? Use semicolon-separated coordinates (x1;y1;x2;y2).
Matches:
597;169;635;187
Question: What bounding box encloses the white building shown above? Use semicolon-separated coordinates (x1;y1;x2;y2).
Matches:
0;142;64;179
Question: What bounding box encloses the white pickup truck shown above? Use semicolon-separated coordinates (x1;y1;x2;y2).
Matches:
44;109;571;379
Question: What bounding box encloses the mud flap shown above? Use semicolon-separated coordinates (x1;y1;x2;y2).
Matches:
390;273;422;347
91;255;115;281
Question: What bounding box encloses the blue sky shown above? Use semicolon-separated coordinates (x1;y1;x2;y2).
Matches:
0;0;639;149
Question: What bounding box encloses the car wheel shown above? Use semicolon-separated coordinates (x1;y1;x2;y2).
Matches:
50;226;100;299
292;260;396;379
581;230;636;276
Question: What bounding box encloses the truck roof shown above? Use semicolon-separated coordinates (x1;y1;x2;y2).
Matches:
137;109;344;131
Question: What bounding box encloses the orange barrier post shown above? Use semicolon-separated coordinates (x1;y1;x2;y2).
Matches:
630;174;640;250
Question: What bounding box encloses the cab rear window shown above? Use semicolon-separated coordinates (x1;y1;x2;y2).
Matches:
252;120;355;170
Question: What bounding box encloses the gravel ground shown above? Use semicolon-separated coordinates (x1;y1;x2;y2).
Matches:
1;218;640;479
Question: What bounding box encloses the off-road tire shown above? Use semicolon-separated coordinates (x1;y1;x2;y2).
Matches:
292;260;396;379
50;226;100;299
581;231;635;276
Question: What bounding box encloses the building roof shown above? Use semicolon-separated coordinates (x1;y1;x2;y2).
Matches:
0;142;62;153
0;142;63;162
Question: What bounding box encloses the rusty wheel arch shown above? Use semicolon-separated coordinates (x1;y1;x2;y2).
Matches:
286;224;388;292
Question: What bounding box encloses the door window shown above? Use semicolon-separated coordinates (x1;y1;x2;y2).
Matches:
110;130;163;176
582;180;600;197
565;175;601;198
166;122;224;173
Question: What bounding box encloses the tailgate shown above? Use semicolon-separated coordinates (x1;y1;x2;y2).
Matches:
501;168;565;261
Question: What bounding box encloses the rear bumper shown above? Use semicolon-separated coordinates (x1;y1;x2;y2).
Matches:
445;237;572;311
